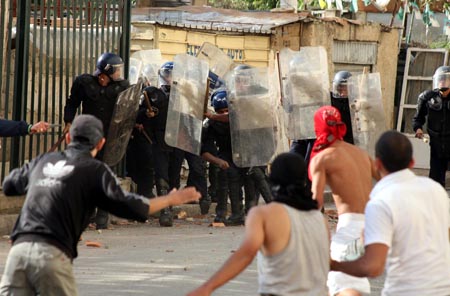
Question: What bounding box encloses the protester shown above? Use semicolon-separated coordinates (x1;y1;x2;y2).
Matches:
0;115;201;295
309;106;379;295
331;130;450;295
187;153;329;296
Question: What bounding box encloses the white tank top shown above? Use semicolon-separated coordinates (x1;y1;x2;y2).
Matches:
257;205;329;296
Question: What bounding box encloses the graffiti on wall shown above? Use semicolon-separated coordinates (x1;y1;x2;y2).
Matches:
187;44;244;61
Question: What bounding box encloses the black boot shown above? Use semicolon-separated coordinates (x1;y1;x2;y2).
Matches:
159;207;173;227
208;163;219;203
156;178;173;227
199;196;211;215
214;215;226;223
225;180;245;226
225;213;244;226
95;209;110;230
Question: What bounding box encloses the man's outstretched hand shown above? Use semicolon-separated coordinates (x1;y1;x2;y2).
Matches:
169;187;201;206
30;121;50;134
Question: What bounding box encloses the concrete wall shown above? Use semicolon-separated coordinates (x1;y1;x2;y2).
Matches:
130;19;400;129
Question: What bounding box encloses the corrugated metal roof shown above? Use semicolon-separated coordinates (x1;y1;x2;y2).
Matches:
333;40;378;65
132;6;318;34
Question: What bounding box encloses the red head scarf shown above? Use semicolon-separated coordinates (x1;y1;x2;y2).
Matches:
310;106;347;162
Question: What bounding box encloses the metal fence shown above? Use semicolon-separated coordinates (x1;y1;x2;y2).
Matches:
0;0;131;181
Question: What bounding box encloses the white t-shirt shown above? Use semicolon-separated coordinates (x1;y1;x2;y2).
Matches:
365;169;450;296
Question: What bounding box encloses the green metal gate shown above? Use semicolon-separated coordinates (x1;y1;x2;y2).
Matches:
0;0;131;181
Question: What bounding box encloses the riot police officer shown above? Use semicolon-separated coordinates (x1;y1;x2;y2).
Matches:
63;52;129;229
164;63;210;216
228;65;273;212
143;61;175;226
413;65;450;188
202;90;245;225
126;91;155;198
330;71;354;144
290;71;355;162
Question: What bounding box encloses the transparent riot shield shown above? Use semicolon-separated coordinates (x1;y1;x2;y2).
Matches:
279;47;329;140
164;54;209;155
227;67;277;167
348;72;387;157
197;42;235;89
128;58;143;85
131;49;163;87
103;79;144;167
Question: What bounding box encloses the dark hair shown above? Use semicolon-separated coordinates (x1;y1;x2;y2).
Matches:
375;130;412;173
269;153;318;211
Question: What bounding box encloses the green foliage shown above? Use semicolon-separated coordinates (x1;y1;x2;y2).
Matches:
429;38;450;49
208;0;251;10
208;0;279;10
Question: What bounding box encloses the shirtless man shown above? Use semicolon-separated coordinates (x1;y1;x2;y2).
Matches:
309;106;379;296
187;153;329;296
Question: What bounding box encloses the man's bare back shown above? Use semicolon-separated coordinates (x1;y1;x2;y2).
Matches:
310;140;377;215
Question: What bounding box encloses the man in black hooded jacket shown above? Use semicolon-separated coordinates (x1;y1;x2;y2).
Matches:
0;115;200;295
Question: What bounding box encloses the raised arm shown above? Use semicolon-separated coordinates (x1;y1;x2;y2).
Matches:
187;207;265;296
95;164;200;222
0;119;48;137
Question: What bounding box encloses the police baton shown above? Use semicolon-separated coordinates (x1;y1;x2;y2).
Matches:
48;131;68;152
143;90;157;117
203;77;211;120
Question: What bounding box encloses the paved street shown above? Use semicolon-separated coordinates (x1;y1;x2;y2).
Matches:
0;203;385;296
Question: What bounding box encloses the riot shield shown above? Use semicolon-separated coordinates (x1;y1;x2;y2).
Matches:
128;58;143;85
348;72;387;157
164;54;209;155
131;49;163;87
102;79;144;167
227;67;277;167
196;42;235;89
279;47;329;140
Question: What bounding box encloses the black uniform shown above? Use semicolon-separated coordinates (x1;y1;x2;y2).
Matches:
63;74;129;228
144;86;172;195
64;74;129;159
229;85;273;212
331;94;354;145
413;90;450;187
202;119;244;224
4;143;149;260
126;100;155;198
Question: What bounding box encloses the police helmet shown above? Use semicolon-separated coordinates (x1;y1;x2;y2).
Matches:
234;64;252;72
208;71;226;90
96;52;124;81
433;66;450;91
332;71;352;99
211;90;228;111
158;61;174;86
142;64;158;86
233;64;253;88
